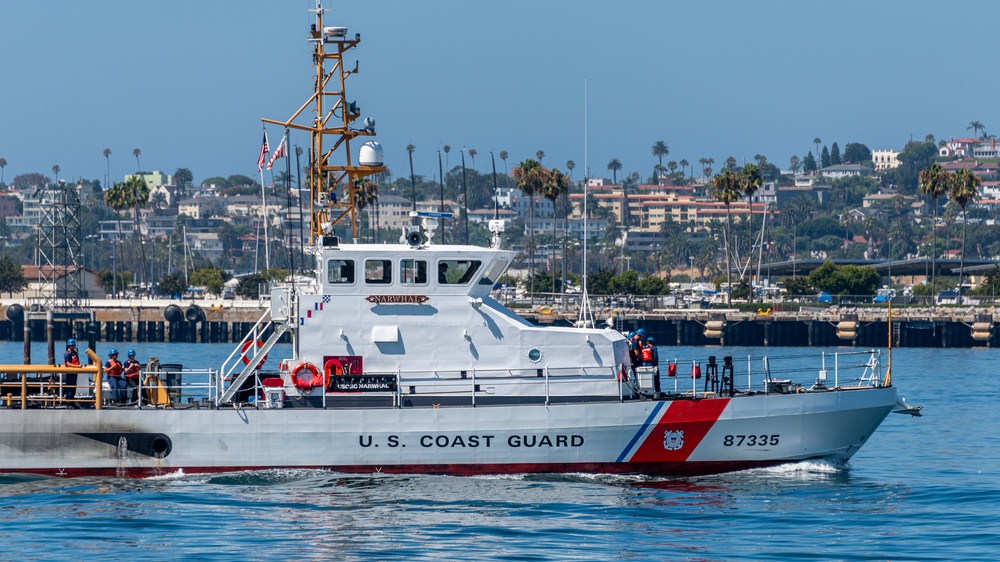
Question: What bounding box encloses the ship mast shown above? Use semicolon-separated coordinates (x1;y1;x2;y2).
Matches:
262;1;385;242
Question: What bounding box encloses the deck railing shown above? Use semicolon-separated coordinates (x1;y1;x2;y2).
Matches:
0;350;886;410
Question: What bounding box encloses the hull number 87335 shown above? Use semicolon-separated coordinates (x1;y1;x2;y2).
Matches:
723;434;779;447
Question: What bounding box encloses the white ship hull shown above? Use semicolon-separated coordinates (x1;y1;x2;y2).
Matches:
0;386;896;477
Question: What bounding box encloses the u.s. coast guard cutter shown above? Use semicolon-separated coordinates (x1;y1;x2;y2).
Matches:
0;3;915;478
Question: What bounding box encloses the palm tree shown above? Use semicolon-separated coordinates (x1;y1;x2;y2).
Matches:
0;157;6;185
839;212;855;246
355;178;379;241
51;165;60;183
468;148;477;169
919;162;949;292
653;164;667;184
133;148;141;172
607;158;622;184
724;156;737;171
406;144;416;217
513;159;545;303
739;163;763;297
543;168;569;294
710;168;741;305
789;155;800;174
813;137;821;159
651;141;669;185
777;198;812;277
565;160;575;181
103;148;111;188
104;182;128;297
949;168;980;304
216;221;240;258
535;150;545;164
679;159;689;181
443;145;451;172
151;191;168;210
968;121;985;139
124;174;151;288
704;158;715;178
499;150;509;175
667;161;678;180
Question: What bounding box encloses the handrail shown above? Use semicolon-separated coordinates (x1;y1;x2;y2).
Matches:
220;308;271;380
0;350;888;410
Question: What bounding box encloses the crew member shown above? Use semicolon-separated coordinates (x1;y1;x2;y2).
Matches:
642;337;661;395
628;331;643;371
123;349;142;404
438;262;449;284
104;348;127;405
62;338;81;403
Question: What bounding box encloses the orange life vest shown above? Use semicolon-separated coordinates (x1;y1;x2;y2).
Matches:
641;347;654;362
106;358;123;378
124;359;141;380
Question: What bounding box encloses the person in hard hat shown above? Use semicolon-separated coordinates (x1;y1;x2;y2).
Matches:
62;338;81;403
104;349;127;405
642;337;661;396
123;349;142;404
628;331;643;371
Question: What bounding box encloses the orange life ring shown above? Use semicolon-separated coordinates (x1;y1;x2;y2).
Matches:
323;359;344;392
324;358;345;378
240;339;268;369
292;362;325;391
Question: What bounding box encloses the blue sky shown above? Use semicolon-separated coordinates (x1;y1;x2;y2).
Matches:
1;0;996;187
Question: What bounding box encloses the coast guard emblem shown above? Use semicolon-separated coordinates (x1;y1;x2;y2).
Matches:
663;430;684;451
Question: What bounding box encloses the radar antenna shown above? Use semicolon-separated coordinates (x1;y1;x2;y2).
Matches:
262;1;385;242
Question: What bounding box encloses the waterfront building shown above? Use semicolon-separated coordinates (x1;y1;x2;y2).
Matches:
872;149;901;171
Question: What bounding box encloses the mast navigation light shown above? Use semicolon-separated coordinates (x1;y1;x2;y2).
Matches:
363;117;376;133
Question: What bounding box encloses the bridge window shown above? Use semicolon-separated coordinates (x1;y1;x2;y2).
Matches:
400;259;428;286
437;260;482;285
365;259;392;285
478;259;509;286
327;259;355;284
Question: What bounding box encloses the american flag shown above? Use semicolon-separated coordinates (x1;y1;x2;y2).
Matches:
266;135;286;170
256;131;269;172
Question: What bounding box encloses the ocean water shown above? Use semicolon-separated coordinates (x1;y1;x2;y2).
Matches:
0;342;997;560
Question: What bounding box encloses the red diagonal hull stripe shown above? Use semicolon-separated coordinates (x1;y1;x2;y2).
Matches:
628;398;730;463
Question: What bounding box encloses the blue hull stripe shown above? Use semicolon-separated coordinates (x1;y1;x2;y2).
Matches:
616;401;665;463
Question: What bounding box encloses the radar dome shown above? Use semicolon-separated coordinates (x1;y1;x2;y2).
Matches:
359;141;384;166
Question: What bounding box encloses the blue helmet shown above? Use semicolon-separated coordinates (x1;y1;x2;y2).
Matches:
128;349;136;357
636;328;647;336
647;337;655;344
109;348;119;357
627;332;635;338
67;338;76;347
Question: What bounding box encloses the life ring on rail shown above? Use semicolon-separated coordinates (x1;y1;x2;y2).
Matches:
240;339;268;369
292;362;325;391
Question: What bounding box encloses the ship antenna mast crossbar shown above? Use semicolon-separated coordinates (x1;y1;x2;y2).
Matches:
261;2;385;242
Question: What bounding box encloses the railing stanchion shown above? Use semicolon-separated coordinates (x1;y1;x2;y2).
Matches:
835;352;839;387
